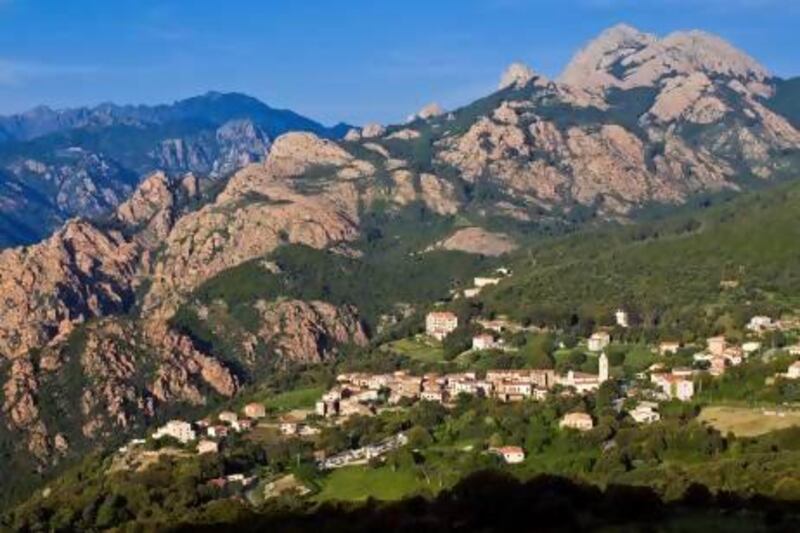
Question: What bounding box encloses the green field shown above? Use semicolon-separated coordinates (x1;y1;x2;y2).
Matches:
262;387;324;412
315;466;425;502
698;405;800;437
384;337;445;363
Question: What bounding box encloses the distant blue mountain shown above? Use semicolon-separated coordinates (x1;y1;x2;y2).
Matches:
0;92;352;248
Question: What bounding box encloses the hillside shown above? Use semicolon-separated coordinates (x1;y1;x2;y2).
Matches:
480;180;800;340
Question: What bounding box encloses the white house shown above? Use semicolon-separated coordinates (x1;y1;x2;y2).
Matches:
651;373;695;401
659;342;681;356
218;411;238;424
153;420;196;444
747;316;775;332
425;311;459;340
560;412;594;431
742;342;762;355
787;361;800;379
629;403;660;424
197;440;219;454
615;309;629;328
588;332;611;352
474;277;502;288
472;333;500;351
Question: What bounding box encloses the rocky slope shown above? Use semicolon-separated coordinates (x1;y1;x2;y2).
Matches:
0;92;349;248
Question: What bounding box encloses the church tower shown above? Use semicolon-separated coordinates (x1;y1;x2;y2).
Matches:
599;352;609;383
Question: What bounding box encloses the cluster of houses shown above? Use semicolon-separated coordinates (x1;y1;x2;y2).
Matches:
148;402;268;455
317;357;610;419
120;304;800;492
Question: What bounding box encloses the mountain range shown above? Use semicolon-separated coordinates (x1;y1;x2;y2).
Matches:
1;23;800;508
0;92;349;247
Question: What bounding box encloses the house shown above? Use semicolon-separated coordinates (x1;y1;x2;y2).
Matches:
659;341;681;356
425;311;459;340
786;361;800;379
496;381;533;401
651;373;695;401
560;412;594;431
629;403;660;424
707;336;727;357
710;356;727;376
464;288;482;298
474;277;502;288
472;333;500;351
420;389;446;403
615;309;629;328
218;411;238;424
560;371;601;394
588;332;611;352
339;399;374;417
197;440;219;454
742;342;762;354
477;319;512;333
153;420;196;444
724;347;744;366
233;419;253;432
207;425;228;439
558;353;608;393
747;316;775;332
280;422;299;436
243;403;266;419
490;446;526;464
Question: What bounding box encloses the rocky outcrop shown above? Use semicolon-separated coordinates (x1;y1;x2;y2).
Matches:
434;227;517;256
0;220;139;359
3;317;239;458
560;24;771;98
142;133;371;316
249;300;368;364
361;123;387;138
499;63;541;90
407;103;445;123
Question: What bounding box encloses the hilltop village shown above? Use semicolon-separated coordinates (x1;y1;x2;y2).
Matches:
110;269;800;499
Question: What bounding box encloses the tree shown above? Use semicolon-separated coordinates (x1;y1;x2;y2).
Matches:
443;328;472;360
407;425;433;448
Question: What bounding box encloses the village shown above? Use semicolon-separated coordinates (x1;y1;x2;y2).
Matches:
112;269;800;497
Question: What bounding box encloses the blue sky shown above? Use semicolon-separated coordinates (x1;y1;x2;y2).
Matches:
0;0;798;125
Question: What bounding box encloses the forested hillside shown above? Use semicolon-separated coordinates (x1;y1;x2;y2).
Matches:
481;181;800;340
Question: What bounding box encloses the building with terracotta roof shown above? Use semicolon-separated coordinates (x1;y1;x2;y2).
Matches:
490;446;526;464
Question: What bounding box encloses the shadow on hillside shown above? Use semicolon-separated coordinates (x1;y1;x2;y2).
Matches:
176;470;800;532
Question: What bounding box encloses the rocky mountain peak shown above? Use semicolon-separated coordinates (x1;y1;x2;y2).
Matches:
416;102;445;120
559;24;656;90
498;62;543;90
559;24;771;96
